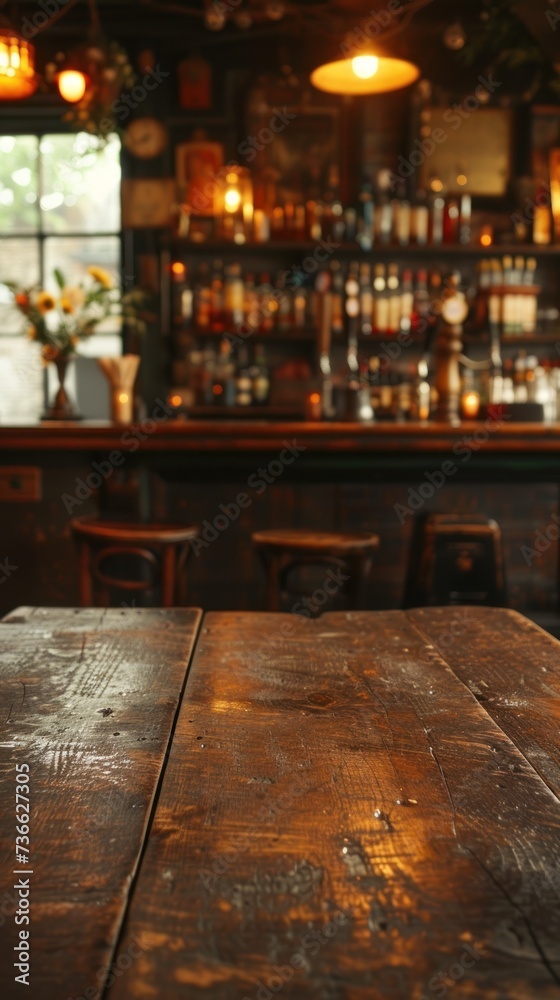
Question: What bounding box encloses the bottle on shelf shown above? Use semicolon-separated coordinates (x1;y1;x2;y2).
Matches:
251;345;270;405
235;345;253;407
210;339;235;405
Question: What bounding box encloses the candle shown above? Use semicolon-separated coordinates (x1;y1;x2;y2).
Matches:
461;390;480;419
305;391;322;421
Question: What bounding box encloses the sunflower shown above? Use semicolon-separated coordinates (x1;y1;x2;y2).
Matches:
36;291;56;314
26;325;37;340
87;265;113;289
61;285;85;314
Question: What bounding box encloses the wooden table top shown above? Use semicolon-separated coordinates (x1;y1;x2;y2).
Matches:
2;606;560;999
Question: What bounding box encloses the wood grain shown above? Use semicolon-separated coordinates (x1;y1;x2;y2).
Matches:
111;609;560;999
0;607;201;1000
4;420;560;453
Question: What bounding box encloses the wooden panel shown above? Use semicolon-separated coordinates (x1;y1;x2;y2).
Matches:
113;609;560;999
0;607;201;1000
0;467;41;502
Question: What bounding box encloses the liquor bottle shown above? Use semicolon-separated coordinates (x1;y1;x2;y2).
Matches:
179;267;193;327
277;275;292;333
514;350;528;402
412;269;429;334
243;273;261;334
373;264;389;336
359;262;373;336
356;177;375;250
400;268;414;335
502;255;515;336
411;190;429;246
293;285;307;329
443;199;459;244
259;273;276;333
194;263;211;330
331;261;345;336
251;345;270;405
375;169;393;246
459;194;472;245
210;260;225;333
235;345;253;407
211;338;235;405
387;263;401;336
430;194;445;245
522;257;538;335
392;179;411;246
224;262;244;329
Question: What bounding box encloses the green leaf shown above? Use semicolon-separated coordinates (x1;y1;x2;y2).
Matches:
54;268;65;291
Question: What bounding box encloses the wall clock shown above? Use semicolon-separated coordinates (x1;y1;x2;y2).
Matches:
123;118;169;159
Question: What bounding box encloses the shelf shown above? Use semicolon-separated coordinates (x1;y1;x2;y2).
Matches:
167;238;560;258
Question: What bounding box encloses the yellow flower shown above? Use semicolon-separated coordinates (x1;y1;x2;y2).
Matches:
88;265;113;289
61;286;85;313
36;291;56;314
26;325;37;340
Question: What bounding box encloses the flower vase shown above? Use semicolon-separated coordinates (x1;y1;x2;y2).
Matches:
42;355;80;421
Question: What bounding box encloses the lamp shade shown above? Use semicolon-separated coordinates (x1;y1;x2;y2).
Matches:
311;50;419;95
0;22;38;101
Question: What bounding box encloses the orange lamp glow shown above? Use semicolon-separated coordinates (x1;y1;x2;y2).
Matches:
57;69;88;103
0;24;38;101
171;261;186;277
170;394;183;408
311;48;419;96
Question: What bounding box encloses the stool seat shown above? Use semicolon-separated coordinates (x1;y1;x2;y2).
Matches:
252;529;379;613
72;518;199;545
252;529;379;554
71;516;199;608
404;512;506;608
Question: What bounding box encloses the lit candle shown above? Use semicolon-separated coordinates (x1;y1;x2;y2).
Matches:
461;390;480;419
479;224;493;248
305;391;322;421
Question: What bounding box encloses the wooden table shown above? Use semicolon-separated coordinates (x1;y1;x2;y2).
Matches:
1;607;560;999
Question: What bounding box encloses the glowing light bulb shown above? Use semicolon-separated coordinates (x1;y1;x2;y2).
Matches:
352;55;379;80
224;187;241;212
58;69;87;103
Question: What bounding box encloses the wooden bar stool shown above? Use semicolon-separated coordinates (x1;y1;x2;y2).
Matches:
252;529;379;613
71;516;199;608
403;513;506;608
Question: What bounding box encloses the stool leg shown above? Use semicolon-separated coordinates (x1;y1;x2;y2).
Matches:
176;544;190;607
259;552;283;612
345;555;372;611
161;545;177;607
77;540;93;608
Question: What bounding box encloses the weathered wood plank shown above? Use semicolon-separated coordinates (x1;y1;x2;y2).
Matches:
408;607;560;802
0;607;201;1000
111;609;560;1000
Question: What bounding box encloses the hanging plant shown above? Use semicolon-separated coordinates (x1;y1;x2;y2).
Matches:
460;0;560;102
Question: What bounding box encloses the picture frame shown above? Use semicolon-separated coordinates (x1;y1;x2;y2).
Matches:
416;106;513;197
175;137;225;213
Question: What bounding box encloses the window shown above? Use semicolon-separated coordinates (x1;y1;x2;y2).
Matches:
0;132;121;420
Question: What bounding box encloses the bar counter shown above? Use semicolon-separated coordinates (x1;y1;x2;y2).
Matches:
0;419;559;617
2;419;560;455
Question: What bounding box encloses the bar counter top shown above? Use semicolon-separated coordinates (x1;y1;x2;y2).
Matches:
2;418;560;452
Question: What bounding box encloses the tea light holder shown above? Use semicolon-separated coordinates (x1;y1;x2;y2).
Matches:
461;390;480;420
98;355;140;425
215;166;253;242
305;391;322;421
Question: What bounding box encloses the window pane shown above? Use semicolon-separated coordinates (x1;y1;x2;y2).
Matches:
44;235;121;289
40;133;121;234
0;136;40;234
43;235;122;341
0;238;40;333
0;339;43;422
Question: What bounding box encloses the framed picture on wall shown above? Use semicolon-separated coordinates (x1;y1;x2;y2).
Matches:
416;106;513;197
175;136;224;214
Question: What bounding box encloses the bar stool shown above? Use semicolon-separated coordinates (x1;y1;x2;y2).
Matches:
403;513;506;608
71;516;199;608
252;529;379;613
